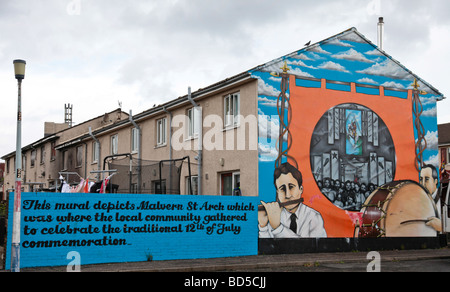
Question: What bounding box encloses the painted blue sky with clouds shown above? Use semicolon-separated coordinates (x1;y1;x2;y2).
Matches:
252;28;440;168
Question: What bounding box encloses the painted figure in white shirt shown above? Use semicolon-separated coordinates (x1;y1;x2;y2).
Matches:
258;162;327;238
419;164;442;232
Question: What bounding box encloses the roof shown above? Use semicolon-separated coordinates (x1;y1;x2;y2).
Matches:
1;108;129;159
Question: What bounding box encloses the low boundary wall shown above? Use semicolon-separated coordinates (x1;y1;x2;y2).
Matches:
5;192;259;269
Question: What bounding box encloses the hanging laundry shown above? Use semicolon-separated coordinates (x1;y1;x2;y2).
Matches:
72;179;85;193
59;175;71;193
100;175;112;193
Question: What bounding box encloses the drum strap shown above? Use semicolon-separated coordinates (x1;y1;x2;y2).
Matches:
434;192;440;204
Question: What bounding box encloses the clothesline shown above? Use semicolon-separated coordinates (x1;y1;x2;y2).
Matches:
58;170;118;194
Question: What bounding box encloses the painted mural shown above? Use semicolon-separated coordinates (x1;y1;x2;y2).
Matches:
252;28;443;239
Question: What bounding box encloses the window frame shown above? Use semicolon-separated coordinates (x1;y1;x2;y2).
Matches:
185;175;198;195
76;145;83;168
220;171;241;196
131;127;139;153
224;92;240;128
111;134;118;155
187;108;199;139
156;117;167;146
92;141;99;163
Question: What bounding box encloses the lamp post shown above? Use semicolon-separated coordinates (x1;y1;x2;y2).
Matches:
12;59;26;272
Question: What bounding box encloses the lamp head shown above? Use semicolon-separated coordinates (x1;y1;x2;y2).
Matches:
13;59;26;80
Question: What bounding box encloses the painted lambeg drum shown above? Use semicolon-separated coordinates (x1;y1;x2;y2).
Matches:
354;180;438;238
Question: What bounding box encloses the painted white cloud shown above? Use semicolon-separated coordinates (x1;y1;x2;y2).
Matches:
257;76;280;97
420;95;438;106
287;59;316;69
308;45;331;55
292;53;314;61
422;106;437;117
258;116;278;141
258;96;288;108
356;59;411;79
290;67;315;78
326;38;354;47
339;32;366;43
357;77;378;84
258;143;278;161
365;49;384;56
419;130;438;148
318;61;350;73
381;81;405;89
332;48;374;63
424;154;439;168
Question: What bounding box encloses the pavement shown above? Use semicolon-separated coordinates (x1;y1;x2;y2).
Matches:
7;245;450;272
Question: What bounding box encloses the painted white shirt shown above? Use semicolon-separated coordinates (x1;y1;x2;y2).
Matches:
258;203;327;238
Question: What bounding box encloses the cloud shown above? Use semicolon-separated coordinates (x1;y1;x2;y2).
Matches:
292;53;314;61
424;130;438;148
422;106;437;117
290;67;315;78
308;45;331;55
318;61;350;73
365;49;383;56
326;38;354;47
339;32;366;43
381;81;405;89
257;77;280;97
287;59;316;69
332;48;374;63
420;95;438;106
1;0;449;159
356;60;411;79
424;154;439;168
258;143;278;161
357;77;378;84
258;96;288;108
258;114;280;141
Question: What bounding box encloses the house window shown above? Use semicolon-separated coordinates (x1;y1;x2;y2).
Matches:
92;141;99;163
111;134;118;155
50;141;56;161
76;145;83;168
221;171;241;196
185;175;198;195
448;147;450;165
224;92;240;128
62;151;67;170
157;118;167;146
6;158;9;173
187;108;199;139
40;146;45;164
131;128;139;153
152;179;166;194
131;183;138;194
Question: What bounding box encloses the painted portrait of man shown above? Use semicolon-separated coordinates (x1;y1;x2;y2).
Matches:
258;162;327;238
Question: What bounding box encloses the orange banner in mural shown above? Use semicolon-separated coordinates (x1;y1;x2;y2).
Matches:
288;76;417;237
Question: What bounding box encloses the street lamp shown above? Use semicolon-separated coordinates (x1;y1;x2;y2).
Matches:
11;59;26;272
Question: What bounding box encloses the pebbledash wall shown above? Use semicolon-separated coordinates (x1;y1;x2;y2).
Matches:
5;192;258;269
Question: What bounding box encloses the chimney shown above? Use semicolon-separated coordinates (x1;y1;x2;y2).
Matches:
64;103;73;127
377;17;384;50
